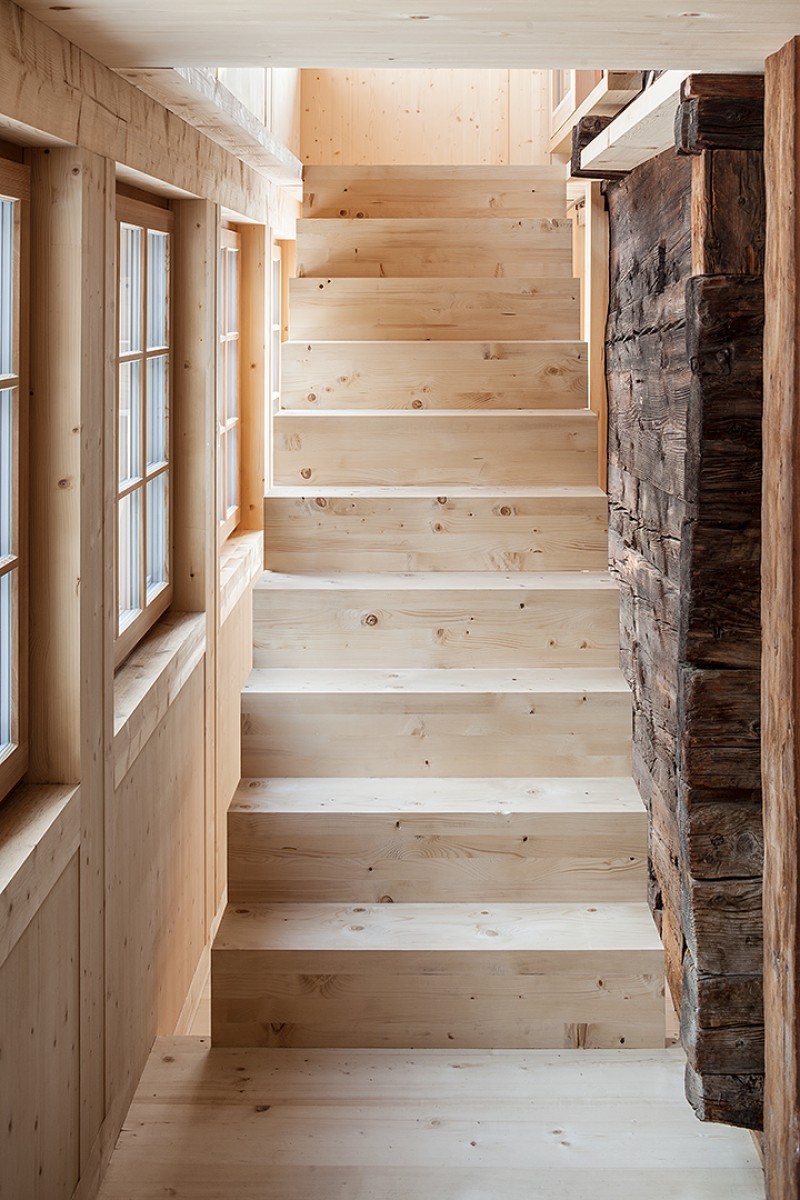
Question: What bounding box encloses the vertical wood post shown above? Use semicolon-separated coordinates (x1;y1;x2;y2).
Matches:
172;200;220;928
28;145;115;1169
763;35;800;1200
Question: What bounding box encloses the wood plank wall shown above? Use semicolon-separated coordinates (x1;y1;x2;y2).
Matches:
300;69;550;165
605;76;765;1131
0;0;297;1196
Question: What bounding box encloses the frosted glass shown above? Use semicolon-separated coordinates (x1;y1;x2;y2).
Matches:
146;474;168;598
226;424;239;514
147;230;169;350
118;490;141;630
0;199;14;380
147;355;168;468
226;338;239;421
226;248;239;335
119;224;142;355
0;572;9;748
0;388;11;560
118;360;141;485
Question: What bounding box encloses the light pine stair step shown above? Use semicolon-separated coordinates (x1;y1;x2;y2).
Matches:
289;277;580;341
296;217;574;278
98;1039;764;1200
252;570;620;668
228;776;648;904
303;164;568;219
264;486;610;573
240;667;632;778
211;901;665;1049
281;340;587;410
273;410;598;488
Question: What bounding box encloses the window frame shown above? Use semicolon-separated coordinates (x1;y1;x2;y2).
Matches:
218;225;242;544
114;193;174;668
0;155;29;803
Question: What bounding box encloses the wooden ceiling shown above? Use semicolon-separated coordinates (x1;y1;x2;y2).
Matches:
14;0;799;70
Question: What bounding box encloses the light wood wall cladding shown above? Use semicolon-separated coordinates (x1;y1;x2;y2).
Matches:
264;489;609;574
300;70;550;166
0;4;283;1192
216;587;254;899
0;855;80;1197
296;217;573;279
281;341;588;410
763;36;800;1200
272;411;597;488
605;78;765;1130
271;68;302;160
227;777;647;905
105;666;206;1108
303;165;566;219
289;278;580;342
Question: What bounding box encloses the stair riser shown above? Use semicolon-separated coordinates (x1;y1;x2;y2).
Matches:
303;169;567;219
296;218;573;279
281;341;588;410
252;588;619;668
289;278;580;341
240;693;632;778
227;811;647;903
263;494;609;573
273;413;598;488
211;952;664;1049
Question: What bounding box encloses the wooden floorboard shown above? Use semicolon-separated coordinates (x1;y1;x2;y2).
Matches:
98;1037;765;1199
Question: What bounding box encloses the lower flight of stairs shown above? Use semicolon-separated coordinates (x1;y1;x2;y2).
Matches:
211;165;665;1053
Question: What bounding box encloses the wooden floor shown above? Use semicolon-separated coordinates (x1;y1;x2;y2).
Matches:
99;1034;764;1199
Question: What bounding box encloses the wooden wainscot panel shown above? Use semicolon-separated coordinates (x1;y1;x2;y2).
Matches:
0;854;80;1197
105;664;207;1121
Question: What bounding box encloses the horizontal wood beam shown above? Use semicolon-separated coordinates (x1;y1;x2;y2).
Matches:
0;0;298;231
676;74;765;154
580;70;690;175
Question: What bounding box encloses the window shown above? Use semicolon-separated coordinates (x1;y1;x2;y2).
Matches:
219;228;241;540
0;158;28;800
115;196;173;665
271;241;282;409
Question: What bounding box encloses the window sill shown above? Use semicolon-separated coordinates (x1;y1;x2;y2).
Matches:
113;610;206;788
220;529;263;625
0;781;80;970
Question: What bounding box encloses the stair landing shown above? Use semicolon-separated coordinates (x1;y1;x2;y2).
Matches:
98;1036;764;1200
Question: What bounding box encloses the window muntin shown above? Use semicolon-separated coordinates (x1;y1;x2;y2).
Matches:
115;197;173;665
218;227;241;541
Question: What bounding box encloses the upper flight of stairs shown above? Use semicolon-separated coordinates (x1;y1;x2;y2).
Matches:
212;164;665;1052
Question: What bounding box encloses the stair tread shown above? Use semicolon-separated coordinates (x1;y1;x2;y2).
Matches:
244;666;630;695
304;165;567;179
255;570;616;592
231;775;644;815
274;406;593;419
215;901;663;953
267;484;606;497
283;337;588;347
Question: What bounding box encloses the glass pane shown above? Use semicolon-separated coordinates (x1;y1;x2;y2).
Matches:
271;326;280;397
271;257;281;328
226;424;238;514
226;338;239;421
147;230;169;351
226;248;239;335
0;198;14;379
0;571;10;748
0;388;12;559
146;354;168;468
119;223;142;355
118;360;141;486
146;473;168;598
218;429;227;523
118;490;141;632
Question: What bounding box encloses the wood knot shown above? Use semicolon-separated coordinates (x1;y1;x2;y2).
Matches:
437;496;447;505
362;613;379;626
315;496;327;508
307;393;317;403
499;506;512;516
412;399;423;408
300;468;312;479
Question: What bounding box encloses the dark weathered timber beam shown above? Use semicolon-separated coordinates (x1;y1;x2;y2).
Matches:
570;115;627;180
763;35;800;1200
685;1063;765;1129
676;74;764;154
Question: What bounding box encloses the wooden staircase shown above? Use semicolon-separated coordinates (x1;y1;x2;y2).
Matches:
212;164;665;1051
